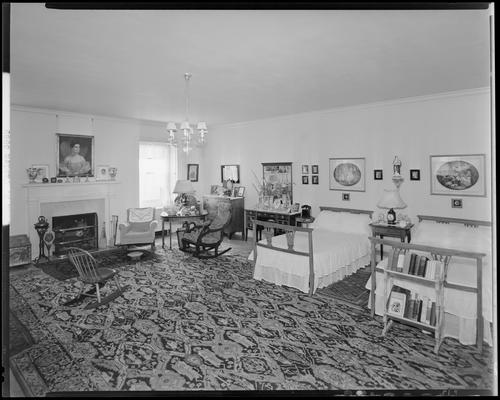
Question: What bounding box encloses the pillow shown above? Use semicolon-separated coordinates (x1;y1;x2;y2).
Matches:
309;210;341;230
413;220;491;254
310;210;371;235
336;212;372;235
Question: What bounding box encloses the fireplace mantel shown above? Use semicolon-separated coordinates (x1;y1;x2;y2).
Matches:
24;180;121;259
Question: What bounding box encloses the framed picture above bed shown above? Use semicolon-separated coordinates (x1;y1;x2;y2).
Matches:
329;157;365;192
430;154;486;197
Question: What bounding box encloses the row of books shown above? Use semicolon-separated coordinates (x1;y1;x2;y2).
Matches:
387;285;437;326
387;251;443;280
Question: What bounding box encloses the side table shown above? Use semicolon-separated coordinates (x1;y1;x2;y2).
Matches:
369;222;413;261
161;212;208;250
296;216;315;228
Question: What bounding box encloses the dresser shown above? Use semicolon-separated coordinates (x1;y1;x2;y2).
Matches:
202;195;245;239
244;208;301;241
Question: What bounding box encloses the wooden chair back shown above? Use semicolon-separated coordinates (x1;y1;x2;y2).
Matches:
67;247;100;282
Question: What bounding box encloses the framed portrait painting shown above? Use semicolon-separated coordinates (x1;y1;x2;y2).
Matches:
56;133;94;177
187;164;199;182
430;154;486;197
329;158;365;192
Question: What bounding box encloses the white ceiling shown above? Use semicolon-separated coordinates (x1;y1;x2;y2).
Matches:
10;4;491;126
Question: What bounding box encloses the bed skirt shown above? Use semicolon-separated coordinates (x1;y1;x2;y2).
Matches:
253;253;370;294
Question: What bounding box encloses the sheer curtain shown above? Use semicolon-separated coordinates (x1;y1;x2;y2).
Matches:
139;142;177;208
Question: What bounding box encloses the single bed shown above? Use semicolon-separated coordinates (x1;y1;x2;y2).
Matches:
366;215;493;349
250;207;373;295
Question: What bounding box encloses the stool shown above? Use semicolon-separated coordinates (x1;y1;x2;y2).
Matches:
127;251;143;261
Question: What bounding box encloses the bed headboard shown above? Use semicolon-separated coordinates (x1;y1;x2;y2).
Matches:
319;206;373;218
417;215;491;228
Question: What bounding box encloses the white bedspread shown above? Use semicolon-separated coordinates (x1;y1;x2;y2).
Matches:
250;228;370;293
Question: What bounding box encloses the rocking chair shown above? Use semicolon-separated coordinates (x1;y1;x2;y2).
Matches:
176;202;232;259
66;247;126;309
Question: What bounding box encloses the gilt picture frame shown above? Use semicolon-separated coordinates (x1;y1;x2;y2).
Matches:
430;154;486;197
56;133;94;177
329;157;365;192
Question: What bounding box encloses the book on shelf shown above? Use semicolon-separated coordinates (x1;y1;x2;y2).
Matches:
402;253;412;274
429;301;437;326
424;260;435;280
387;291;407;317
405;292;417;319
408;253;418;275
395;252;404;272
416;256;428;277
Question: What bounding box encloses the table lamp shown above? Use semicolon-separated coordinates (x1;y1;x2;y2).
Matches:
173;179;195;206
377;189;407;224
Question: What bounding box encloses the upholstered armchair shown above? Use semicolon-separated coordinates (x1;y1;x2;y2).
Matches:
177;201;232;259
117;207;158;251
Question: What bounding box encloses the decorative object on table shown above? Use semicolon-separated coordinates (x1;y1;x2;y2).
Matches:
291;203;300;213
26;167;39;183
312;165;319;174
302;175;309;184
312;175;319;184
329;157;365;192
42;178;49;183
187;163;199;182
56;133;94;177
173;179;196;207
96;165;110;181
210;185;219;195
50;177;57;183
74;175;80;183
64;176;71;183
31;164;49;183
301;204;311;218
374;169;383;180
377;212;385;223
410;169;420;181
224;179;234;196
166;73;208;154
9;234;31;267
99;222;107;249
108;167;118;180
261;162;293;203
302;165;309;174
237;186;245;197
430;154;486;197
377;188;407;225
342;193;350;201
57;178;63;183
391;156;404;188
221;164;240;183
451;198;463;208
43;229;55;257
34;216;50;264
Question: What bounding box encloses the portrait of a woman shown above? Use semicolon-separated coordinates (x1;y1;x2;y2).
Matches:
57;134;94;177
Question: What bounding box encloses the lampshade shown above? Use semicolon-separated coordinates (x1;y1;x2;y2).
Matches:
166;122;177;131
377;189;407;209
173;179;195;194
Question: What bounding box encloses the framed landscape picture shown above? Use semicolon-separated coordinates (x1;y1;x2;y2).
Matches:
329;157;365;192
430;154;486;197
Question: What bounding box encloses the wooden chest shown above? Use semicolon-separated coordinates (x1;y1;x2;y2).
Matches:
9;234;32;267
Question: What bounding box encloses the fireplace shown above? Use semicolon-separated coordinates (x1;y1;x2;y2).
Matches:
52;212;98;256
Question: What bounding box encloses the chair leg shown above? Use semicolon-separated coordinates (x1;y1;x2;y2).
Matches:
95;283;102;304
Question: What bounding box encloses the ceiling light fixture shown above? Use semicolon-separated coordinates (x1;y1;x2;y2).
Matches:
167;73;207;153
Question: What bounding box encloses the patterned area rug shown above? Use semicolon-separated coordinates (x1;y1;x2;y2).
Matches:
9;250;493;395
316;266;371;308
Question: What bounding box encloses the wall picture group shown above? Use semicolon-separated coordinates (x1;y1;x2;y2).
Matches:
430;154;486;197
329;158;365;192
301;164;319;185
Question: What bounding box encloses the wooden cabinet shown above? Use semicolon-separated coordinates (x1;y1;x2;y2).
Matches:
202;195;244;239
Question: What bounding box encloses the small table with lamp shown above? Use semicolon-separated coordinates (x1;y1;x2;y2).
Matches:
374;187;411;261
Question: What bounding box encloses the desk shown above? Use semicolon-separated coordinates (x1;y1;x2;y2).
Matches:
244;208;301;241
161;212;208;250
369;222;413;261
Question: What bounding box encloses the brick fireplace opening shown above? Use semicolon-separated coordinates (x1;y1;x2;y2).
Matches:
52;212;98;256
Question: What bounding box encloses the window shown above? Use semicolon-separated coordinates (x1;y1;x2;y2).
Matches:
139;142;177;208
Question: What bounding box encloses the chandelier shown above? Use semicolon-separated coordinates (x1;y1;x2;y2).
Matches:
166;73;207;153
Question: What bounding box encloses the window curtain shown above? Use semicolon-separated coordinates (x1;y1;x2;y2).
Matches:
139;142;177;208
